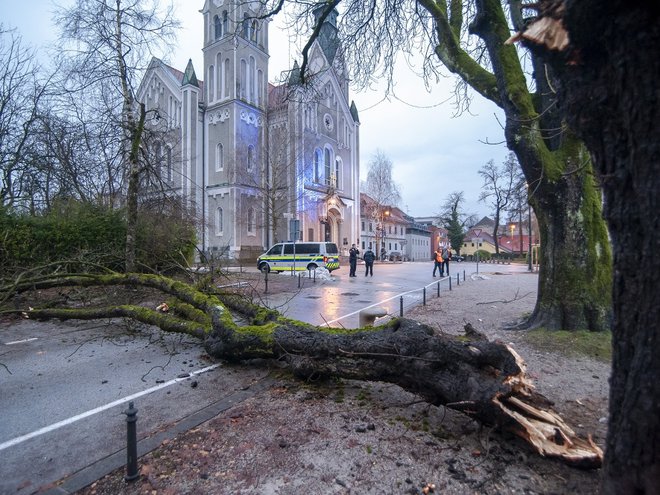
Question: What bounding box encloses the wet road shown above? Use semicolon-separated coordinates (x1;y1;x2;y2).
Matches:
260;260;527;328
0;320;267;495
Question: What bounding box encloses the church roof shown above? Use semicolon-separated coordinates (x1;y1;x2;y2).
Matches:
350;101;360;123
287;61;302;86
182;59;199;87
144;57;205;98
312;4;340;65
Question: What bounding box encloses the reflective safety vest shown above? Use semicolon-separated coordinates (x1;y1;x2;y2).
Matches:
435;252;443;263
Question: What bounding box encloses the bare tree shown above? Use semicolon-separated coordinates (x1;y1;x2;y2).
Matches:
267;0;612;332
362;149;401;256
478;152;521;254
53;0;179;271
0;29;48;210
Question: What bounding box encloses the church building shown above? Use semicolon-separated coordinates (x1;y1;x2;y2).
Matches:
137;1;361;260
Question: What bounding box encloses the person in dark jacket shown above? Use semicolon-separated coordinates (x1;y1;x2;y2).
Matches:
441;246;450;276
363;248;376;276
348;243;360;277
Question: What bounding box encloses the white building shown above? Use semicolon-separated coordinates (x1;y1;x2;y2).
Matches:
137;2;361;260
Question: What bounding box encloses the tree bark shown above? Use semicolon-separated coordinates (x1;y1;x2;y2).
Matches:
516;2;660;492
418;0;613;331
4;272;603;469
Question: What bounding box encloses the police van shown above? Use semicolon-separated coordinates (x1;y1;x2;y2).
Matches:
257;242;340;273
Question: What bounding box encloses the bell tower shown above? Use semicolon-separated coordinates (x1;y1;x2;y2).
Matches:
201;0;270;258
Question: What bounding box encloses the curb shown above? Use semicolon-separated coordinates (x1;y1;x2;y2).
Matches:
42;375;277;495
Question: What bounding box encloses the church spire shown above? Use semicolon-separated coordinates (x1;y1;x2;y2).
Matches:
182;59;199;87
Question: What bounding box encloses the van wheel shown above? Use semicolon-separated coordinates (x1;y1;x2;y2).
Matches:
306;263;318;271
259;263;270;273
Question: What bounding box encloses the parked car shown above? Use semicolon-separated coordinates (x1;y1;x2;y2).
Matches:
451;253;464;262
388;251;403;262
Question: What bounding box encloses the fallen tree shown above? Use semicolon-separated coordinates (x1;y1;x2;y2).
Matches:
1;271;603;468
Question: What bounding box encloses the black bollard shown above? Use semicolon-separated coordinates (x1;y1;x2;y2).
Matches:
449;276;452;291
124;401;139;482
264;270;268;293
437;280;440;297
298;273;301;288
457;273;460;286
423;287;426;306
400;296;404;317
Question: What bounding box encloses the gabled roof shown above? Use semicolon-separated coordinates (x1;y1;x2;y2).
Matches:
473;216;495;229
139;57;205;101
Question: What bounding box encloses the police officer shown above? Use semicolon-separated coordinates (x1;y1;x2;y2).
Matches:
349;243;360;277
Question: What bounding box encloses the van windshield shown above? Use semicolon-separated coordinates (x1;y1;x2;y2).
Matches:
325;243;339;254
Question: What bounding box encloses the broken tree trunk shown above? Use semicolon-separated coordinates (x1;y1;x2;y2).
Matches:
3;272;603;468
205;312;603;469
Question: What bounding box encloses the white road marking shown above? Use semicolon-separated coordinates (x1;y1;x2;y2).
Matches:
4;338;38;345
0;363;221;452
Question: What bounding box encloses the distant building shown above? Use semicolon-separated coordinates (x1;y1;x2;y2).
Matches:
403;215;432;261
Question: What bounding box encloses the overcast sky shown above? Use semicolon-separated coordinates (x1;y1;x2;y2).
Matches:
2;0;510;220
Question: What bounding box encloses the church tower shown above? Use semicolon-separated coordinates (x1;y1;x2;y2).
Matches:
201;0;270;259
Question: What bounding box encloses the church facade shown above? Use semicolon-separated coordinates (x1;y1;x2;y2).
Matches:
137;1;361;260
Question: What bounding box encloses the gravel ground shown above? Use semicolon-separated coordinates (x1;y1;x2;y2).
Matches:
74;267;610;495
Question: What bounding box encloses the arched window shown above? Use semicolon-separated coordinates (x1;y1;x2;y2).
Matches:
257;69;264;107
249;56;256;103
247;207;255;234
242;13;250;38
222;11;228;35
247;144;255;172
239;59;247;99
214;15;222;39
324;148;332;185
314;148;322;183
166;146;172;181
154;142;162;178
216;53;222;98
250;20;258;42
216;207;223;235
207;65;215;101
334;156;342;188
216;143;224;172
224;58;230;97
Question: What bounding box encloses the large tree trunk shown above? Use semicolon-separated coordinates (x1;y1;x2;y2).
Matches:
522;140;612;331
422;0;613;332
517;2;660;492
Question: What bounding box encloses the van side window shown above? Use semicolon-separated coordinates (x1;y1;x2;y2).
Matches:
283;244;295;255
296;243;320;254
